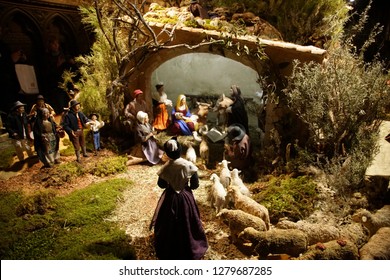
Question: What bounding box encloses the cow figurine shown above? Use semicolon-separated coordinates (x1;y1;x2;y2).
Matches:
195;101;212;128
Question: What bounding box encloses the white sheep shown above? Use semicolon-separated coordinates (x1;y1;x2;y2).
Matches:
352;205;390;236
359;227;390;260
217;208;267;244
227;184;270;230
209;173;227;214
230;168;250;196
185;142;197;164
218;160;231;189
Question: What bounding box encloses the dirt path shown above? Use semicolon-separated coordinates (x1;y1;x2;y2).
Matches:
108;164;251;260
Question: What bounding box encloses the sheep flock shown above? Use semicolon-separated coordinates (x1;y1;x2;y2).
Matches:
203;160;390;260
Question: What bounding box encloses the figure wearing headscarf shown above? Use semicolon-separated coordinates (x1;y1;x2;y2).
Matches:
33;108;61;168
127;111;163;165
226;85;249;134
171;94;201;141
124;89;151;131
150;137;208;259
29;95;56;131
224;123;252;171
152;82;172;132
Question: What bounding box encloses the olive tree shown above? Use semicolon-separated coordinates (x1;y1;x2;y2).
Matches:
283;3;390;193
285;47;388;156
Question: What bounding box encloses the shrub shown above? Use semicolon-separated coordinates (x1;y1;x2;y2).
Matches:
283;5;389;196
59;137;76;157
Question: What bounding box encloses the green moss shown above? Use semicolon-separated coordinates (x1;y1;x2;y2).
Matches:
161;17;179;25
55;178;129;226
253;176;318;223
57;162;85;182
204;23;220;31
59;137;76;157
0;146;15;170
0;192;24;257
184;19;198;28
146;16;178;25
0;178;136;260
88;156;127;177
15;190;57;216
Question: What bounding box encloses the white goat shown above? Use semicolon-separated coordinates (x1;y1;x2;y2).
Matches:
227;184;270;230
230;168;250;196
218;160;231;189
185;142;197;164
209;173;227;214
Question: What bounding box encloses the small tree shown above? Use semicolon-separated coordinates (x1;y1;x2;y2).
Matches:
285;47;388;157
284;3;390;194
285;1;389;158
76;1;146;125
75;4;119;120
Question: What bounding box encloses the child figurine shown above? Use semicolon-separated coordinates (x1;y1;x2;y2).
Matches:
89;113;105;155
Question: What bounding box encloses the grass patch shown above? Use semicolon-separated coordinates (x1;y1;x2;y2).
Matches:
16;190;57;216
59;138;75;157
0;146;15;170
253;176;319;223
56;161;85;182
0;192;25;257
88;156;127;177
0;178;136;260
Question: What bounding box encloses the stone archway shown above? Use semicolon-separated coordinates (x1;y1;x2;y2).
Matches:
132;43;268;106
125;21;327;105
150;53;261;99
122;22;327;149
